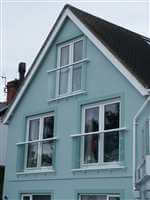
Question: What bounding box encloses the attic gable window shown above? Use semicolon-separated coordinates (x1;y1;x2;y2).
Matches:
56;38;84;96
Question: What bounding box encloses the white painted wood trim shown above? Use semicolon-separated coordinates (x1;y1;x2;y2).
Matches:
16;137;58;145
47;59;89;73
17;169;55;175
3;7;149;124
70;127;127;138
72;164;126;172
48;90;87;102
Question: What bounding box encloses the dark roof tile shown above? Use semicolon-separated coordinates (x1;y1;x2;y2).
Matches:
68;5;150;88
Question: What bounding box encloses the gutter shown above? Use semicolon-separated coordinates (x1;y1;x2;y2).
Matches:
133;94;150;191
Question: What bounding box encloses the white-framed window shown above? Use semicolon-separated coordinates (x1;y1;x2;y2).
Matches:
79;194;120;200
56;37;85;96
22;194;51;200
25;113;55;170
81;101;120;166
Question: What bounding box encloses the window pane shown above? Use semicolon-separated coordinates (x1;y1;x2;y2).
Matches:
27;143;38;168
41;141;54;167
85;107;99;133
33;195;51;200
81;195;107;200
74;40;83;62
104;103;120;130
43;116;54;139
23;196;30;200
84;135;99;164
59;68;69;95
60;45;69;66
29;119;40;141
104;131;119;162
109;197;120;200
72;64;82;91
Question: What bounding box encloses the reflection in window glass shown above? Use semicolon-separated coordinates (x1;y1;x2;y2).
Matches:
29;119;40;141
85;107;99;133
43;116;54;139
32;195;51;200
60;45;69;66
23;197;30;200
41;141;53;167
109;197;120;200
74;40;83;62
104;131;119;162
72;64;82;91
80;195;120;200
80;195;107;200
27;143;38;168
104;103;120;130
59;68;69;95
84;134;99;164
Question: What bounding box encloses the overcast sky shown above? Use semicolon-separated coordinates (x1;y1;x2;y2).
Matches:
0;0;150;101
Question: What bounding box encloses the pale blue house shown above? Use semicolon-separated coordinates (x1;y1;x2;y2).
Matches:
3;5;150;200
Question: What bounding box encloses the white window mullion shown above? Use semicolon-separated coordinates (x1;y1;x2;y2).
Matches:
37;118;43;168
102;104;105;164
99;105;104;164
68;43;73;93
56;70;60;97
98;105;101;164
24;120;30;169
99;133;104;164
81;107;86;165
37;142;41;168
56;47;61;97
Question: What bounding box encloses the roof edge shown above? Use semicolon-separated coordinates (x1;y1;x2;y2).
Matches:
3;5;149;124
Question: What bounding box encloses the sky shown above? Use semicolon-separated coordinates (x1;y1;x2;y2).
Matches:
0;0;150;102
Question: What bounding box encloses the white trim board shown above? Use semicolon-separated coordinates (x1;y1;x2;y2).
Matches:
3;6;149;124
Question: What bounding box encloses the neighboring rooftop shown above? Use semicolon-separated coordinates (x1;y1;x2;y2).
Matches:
68;5;150;88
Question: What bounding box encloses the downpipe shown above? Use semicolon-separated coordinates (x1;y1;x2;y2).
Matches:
133;95;150;192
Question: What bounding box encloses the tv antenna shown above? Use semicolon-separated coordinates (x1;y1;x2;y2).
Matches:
0;75;7;94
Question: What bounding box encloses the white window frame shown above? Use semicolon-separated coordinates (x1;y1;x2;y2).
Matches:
80;100;121;168
24;113;56;171
56;37;85;97
21;194;51;200
79;194;120;200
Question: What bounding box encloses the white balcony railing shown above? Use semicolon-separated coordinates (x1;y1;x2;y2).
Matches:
136;155;150;183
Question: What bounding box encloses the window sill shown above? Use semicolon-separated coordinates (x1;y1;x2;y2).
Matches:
16;169;55;175
48;90;87;103
72;164;126;172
